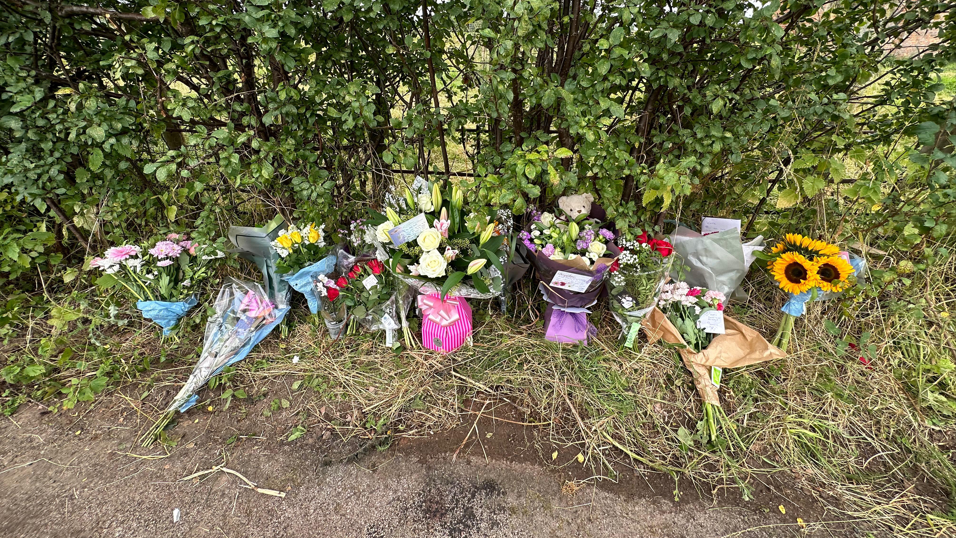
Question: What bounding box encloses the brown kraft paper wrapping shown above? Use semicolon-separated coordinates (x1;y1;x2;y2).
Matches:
641;307;786;406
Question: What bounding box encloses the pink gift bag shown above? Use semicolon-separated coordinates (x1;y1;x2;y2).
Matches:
417;294;473;354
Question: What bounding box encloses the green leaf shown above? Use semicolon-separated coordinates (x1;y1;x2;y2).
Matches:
166;205;177;222
776;188;800;208
287;425;306;442
95;273;118;288
829;158;846;181
801;175;826;197
87;125;105;142
481;248;505;276
472;276;489;294
88;148;103;172
554;147;573;159
22;365;45;378
441;271;466;299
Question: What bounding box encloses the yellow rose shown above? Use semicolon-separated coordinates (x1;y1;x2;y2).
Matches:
277;235;293;249
290;231;303;244
308;225;320;244
418;249;447;278
417;228;442;251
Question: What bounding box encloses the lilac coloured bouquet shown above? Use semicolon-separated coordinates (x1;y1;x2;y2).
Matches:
519;210;616;270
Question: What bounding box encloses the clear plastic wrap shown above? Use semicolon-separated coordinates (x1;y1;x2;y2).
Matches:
668;227;764;297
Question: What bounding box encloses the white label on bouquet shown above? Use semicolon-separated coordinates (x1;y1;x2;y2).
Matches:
701;217;741;236
380;314;399;330
549;271;591;293
711;366;723;387
362;274;379;290
696;310;726;334
388;213;429;247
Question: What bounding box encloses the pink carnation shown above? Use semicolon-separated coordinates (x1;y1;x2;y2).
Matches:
687;288;702;297
716;302;724;311
105;245;141;261
149;240;183;259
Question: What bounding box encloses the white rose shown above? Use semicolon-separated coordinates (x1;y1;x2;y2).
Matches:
418;249;447;278
531;230;540;237
417;193;434;212
540;212;555;227
588;241;607;257
376;221;395;243
417;228;442;251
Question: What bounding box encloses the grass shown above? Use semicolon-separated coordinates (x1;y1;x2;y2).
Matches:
1;255;955;535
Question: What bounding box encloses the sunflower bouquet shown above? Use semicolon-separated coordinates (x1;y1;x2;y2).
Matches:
761;233;857;351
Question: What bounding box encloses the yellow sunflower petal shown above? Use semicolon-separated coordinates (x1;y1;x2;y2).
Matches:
770;252;820;294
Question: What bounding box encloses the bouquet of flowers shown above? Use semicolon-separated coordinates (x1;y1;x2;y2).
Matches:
643;281;785;444
313;258;413;345
90;234;225;335
608;231;675;338
760;233;859;351
372;176;507;353
271;222;337;314
141;279;288;446
520;205;619;345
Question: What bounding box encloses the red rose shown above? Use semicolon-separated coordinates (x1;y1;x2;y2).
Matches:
608;259;620;273
650;239;673;257
368;259;383;275
716;302;724;311
637;230;649;244
327;287;339;301
352;264;361;275
348;270;357;279
336;277;348;288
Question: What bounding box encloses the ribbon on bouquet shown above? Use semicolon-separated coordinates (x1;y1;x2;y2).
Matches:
418;293;472;354
781;253;866;317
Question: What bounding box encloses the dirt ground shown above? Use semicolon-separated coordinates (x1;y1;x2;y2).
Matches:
0;386;871;538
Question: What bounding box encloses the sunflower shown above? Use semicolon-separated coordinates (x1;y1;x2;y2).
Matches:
770;252;819;294
781;233;840;257
814;255;854;292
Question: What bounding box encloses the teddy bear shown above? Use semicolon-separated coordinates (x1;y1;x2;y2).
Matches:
557;193;594;220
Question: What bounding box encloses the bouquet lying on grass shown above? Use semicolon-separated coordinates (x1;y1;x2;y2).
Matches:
90;234;224;334
608;231;674;335
141;279;288;446
272;222;337;314
643;281;785;445
760;233;858;351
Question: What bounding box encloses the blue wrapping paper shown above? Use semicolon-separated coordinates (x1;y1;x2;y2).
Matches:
279;255;337;314
136;296;198;336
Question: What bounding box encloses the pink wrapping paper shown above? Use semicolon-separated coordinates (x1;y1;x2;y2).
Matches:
418;294;472;354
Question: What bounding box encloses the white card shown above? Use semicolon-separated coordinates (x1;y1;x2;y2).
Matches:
388;213;429;247
380;313;400;330
696;309;726;334
549;271;592;293
362;274;379;291
701;217;741;236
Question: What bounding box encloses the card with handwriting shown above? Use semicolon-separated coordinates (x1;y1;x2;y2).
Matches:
549;271;592;293
696;309;726;334
388;213;429;247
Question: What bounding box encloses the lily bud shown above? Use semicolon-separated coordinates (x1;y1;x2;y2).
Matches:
404;188;415;210
440;207;448;222
386;207;401;225
466;258;487;275
432;183;443;212
567;221;580;240
479;224;495;246
452;184;463;209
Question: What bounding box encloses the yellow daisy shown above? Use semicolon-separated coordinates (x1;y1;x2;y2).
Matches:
815;255;854;293
770;252;819;295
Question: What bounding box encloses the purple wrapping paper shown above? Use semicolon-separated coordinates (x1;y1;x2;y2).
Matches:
530;243;621;308
543;304;596;344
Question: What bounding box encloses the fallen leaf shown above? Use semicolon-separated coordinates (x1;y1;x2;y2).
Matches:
797;517;806;529
576;453;584;463
207;405;214;412
778;505;786;515
551;451;558;461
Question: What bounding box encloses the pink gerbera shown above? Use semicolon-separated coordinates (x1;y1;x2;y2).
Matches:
149;240;183;259
105;245;141;261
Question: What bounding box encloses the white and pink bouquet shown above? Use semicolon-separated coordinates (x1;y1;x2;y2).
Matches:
89;234;225;334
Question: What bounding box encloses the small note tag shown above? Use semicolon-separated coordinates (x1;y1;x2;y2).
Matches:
362;274;379;291
696;309;725;334
388;213;429;247
624;322;640;349
701;217;741;236
711;366;722;387
549;271;592;293
380;314;399;330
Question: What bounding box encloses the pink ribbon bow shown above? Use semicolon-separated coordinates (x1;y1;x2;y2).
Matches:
417;294;461;327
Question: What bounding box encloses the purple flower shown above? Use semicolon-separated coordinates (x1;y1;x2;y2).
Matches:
576;239;590;250
105;245;141;261
599;229;615;241
530;208;542;222
149;240;183;259
157;259;174;267
542;244;556;257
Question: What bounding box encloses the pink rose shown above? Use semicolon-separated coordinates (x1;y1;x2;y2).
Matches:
687;288;702;297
